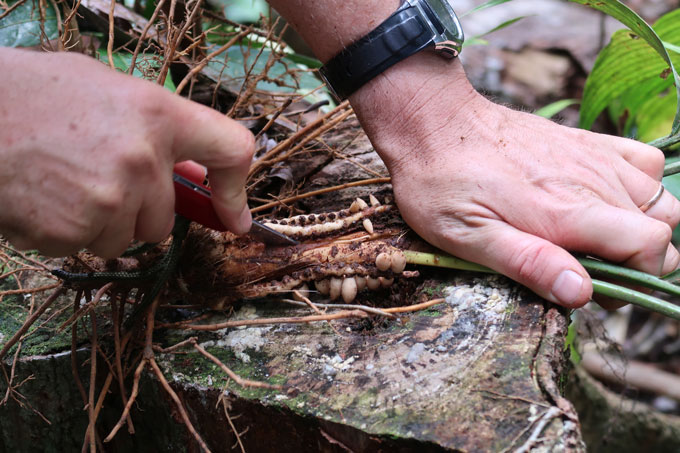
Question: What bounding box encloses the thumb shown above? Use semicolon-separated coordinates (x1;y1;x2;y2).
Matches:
453;223;593;308
170;98;255;234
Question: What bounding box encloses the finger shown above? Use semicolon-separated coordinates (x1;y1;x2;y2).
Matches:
661;242;680;275
614;162;680;228
641;186;680;228
135;170;176;243
559;202;673;276
174;160;207;184
170;99;255;235
442;222;593;308
87;205;139;258
603;133;665;180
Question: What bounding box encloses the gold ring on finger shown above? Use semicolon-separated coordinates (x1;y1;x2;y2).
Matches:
639;183;665;213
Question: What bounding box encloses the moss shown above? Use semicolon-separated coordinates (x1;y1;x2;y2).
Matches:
418;309;442;318
504;302;517;315
354;387;379;410
417;281;448;299
162;346;286;401
0;282;73;357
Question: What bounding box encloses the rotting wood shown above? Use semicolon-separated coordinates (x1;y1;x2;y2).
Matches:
0;273;584;452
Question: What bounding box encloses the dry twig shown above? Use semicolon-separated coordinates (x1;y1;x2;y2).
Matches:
251;177;391;214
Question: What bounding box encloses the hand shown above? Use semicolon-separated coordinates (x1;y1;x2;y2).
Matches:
0;48;255;258
352;54;680;308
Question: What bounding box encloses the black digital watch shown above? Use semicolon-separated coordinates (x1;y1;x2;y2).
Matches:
319;0;464;101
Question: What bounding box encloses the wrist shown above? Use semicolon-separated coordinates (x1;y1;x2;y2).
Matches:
348;52;486;173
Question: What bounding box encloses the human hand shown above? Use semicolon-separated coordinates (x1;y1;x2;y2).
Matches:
0;48;255;258
352;54;680;308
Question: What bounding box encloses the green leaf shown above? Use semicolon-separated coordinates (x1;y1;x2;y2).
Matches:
665;40;680;54
203;42;329;103
204;21;322;68
96;49;176;91
466;16;529;44
534;99;579;119
632;87;677;143
211;0;269;23
0;0;58;48
462;37;488;47
570;1;680;139
461;0;514;18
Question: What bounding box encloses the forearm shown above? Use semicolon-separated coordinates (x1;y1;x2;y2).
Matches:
268;0;477;171
268;1;399;61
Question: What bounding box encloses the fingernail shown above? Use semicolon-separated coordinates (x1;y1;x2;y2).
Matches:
551;270;584;307
237;207;252;235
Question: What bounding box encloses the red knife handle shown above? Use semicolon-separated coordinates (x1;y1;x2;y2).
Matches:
173;165;227;232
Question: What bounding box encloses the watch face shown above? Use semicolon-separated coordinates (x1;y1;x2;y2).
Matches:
423;0;463;40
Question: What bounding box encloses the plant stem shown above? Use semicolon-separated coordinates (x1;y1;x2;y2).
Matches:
578;257;680;297
663;159;680;177
591;280;680;320
403;250;680;320
652;134;680;154
403;251;494;274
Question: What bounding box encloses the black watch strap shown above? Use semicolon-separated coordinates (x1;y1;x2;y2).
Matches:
319;3;434;100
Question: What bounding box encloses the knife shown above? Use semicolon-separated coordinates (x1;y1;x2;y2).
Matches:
172;169;298;246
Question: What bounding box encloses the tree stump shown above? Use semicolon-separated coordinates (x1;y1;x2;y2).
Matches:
1;272;584;452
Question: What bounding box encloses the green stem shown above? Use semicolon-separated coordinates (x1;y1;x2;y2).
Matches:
403;251;494;274
403;250;680;320
578;257;680;298
651;134;680;154
592;280;680;321
663;159;680;176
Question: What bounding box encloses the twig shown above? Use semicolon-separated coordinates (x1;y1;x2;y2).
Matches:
250;177;391;214
0;283;60;296
106;0;116;69
0;244;53;271
87;313;98;453
382;299;446;314
156;0;204;86
292;289;341;336
228;17;282;117
104;359;145;442
248;101;350;178
156;337;197;353
279;299;395;318
218;394;246;453
111;294;134;434
472;389;551;408
71;290;89;406
58;283;113;332
187;309;368;331
155;313;211;329
105;294;161;443
0;0;28;21
192;340;281;389
174;27;252;95
0;286;65;362
259;109;354;169
150;358;212;452
81;372;113;453
254;98;293;140
127;0;167;75
514;407;562;453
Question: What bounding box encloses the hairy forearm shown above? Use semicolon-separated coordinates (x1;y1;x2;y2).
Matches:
268;0;476;172
268;0;400;61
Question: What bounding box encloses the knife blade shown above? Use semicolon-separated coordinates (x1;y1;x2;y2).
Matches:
172;171;298;246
